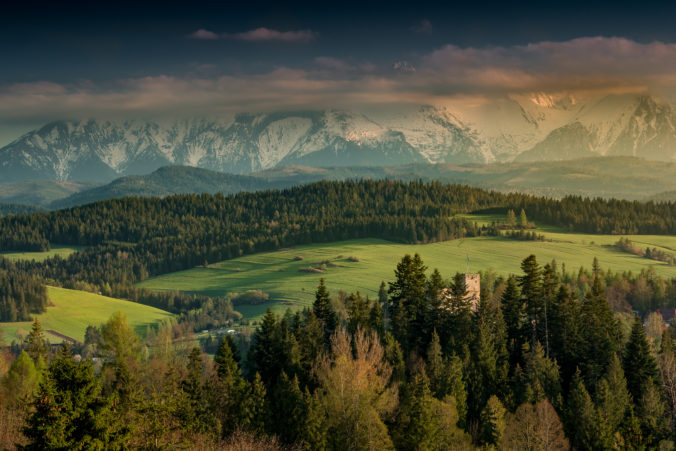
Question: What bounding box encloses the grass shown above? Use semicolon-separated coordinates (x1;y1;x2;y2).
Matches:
0;286;173;345
1;245;83;262
137;215;676;322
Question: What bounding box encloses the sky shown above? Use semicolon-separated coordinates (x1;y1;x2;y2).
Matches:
2;0;676;144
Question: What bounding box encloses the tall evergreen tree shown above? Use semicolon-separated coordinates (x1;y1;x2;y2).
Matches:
578;263;619;390
596;354;632;448
313;278;337;343
519;255;542;347
623;316;660;404
24;317;48;365
23;345;128;450
565;369;598;450
501;275;525;370
388;254;428;354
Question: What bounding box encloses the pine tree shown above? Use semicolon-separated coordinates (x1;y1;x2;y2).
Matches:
313;278;337;342
300;388;327;450
24;317;48;364
23;344;129;450
426;330;445;398
596;354;631;448
212;336;247;436
347;292;369;335
447;272;472;357
179;347;220;438
241;373;268;435
519;255;542;347
480;395;506;447
388;254;427;354
579;263;618;390
565;369;598;450
501;275;525;369
425;268;446;339
368;298;385;337
519;209;529;228
270;372;305;444
403;371;442;450
506;209;517;227
623;316;660;406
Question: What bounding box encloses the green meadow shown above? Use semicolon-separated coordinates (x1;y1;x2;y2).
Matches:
137;215;676;321
1;245;83;262
0;286;173;344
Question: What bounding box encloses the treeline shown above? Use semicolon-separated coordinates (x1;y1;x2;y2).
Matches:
0;181;487;306
2;254;676;449
0;268;47;322
0;180;675;314
0;203;44;218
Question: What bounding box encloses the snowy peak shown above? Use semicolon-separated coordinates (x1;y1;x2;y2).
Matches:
1;94;675;182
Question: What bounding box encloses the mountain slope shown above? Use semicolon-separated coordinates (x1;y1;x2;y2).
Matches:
2;94;676;183
49;157;676;209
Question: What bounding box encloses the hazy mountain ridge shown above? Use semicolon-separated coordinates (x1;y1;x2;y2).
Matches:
1;94;676;183
44;157;676;209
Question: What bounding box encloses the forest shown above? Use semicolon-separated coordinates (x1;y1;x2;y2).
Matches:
0;180;675;319
1;253;676;449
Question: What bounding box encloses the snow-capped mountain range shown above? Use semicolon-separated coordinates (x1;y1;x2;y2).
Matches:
1;93;675;182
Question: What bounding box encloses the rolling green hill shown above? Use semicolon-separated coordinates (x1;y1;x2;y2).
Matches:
0;286;173;345
137;217;676;321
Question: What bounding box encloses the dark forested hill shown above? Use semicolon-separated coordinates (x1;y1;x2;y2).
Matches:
1;180;675;310
0;203;45;217
50;166;282;209
44;156;676;209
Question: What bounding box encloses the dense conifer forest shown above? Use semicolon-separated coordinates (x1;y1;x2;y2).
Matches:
0;180;675;317
1;254;676;449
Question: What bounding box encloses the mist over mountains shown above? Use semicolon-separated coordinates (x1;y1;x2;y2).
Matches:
1;93;675;184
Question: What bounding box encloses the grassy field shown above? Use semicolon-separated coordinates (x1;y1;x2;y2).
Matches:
1;245;83;262
0;286;173;345
137;215;676;321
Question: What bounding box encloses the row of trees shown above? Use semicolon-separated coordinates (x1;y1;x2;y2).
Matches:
2;253;675;449
0;269;47;322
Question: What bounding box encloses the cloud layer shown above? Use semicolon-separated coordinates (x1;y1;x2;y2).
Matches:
189;27;317;43
2;37;676;123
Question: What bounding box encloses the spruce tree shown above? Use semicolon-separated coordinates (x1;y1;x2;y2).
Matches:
519;255;542;347
212;336;247;436
480;395;506;447
346;292;369;335
313;278;337;342
519;209;528;228
241;373;268;435
179;347;220;438
596;354;631;448
23;344;128;450
368;298;385;338
579;263;618;390
565;370;598;450
501;275;525;369
388;254;428;354
270;372;305;444
623;316;659;404
300;388;327;450
403;371;440;450
24;317;48;364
